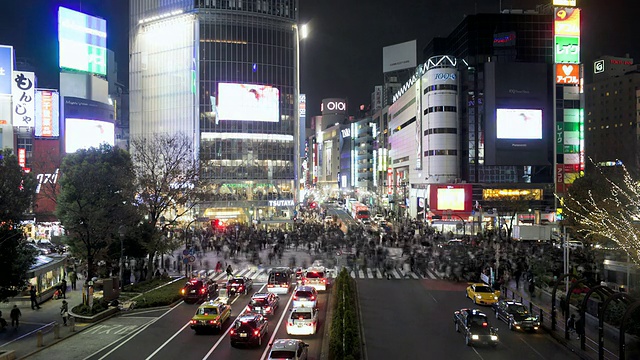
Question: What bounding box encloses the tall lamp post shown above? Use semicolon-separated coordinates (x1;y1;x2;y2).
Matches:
293;23;308;205
118;225;126;289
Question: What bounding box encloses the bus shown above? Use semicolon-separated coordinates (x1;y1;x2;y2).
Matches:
347;202;370;221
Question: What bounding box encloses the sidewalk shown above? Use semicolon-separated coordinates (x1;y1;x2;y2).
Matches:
0;283;90;359
503;279;639;360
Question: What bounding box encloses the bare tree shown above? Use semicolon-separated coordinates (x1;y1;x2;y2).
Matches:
130;133;202;278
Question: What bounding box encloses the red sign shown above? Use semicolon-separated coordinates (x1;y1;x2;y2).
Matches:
556;63;580;84
428;184;473;213
556;164;565;193
32;139;62;221
41;91;53;137
610;59;632;65
564;164;580;173
18;148;26;168
387;168;393;195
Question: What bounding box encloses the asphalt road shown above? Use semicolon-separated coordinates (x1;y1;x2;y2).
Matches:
357;278;581;360
27;282;329;360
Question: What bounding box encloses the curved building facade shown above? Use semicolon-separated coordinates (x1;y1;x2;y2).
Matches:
422;56;459;183
130;0;299;223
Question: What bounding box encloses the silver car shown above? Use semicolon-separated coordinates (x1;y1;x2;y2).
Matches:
268;339;309;360
292;286;318;309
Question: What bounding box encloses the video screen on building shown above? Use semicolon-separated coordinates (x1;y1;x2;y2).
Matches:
496;109;542;140
58;7;107;76
436;188;466;211
217;83;280;122
65;118;114;153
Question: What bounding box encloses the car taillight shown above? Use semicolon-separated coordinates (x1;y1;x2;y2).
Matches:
239;286;244;291
288;322;293;326
267;284;273;287
181;289;185;295
265;306;271;311
322;279;326;283
190;320;196;324
209;320;216;324
293;296;298;300
253;330;259;336
310;296;315;300
482;322;488;327
200;288;206;294
246;306;251;311
230;329;235;335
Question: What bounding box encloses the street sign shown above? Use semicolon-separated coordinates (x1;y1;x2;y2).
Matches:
183;258;190;264
188;255;196;263
182;249;189;256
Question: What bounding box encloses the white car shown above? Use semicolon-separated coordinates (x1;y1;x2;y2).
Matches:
372;214;385;223
268;339;309;360
292;286;318;309
286;307;318;335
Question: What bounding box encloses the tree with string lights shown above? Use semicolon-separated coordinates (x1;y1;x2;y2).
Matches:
561;163;640;265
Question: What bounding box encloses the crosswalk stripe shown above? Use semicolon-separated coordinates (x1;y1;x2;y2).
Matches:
427;269;437;279
376;269;383;278
391;269;401;279
409;271;419;279
366;268;373;278
358;270;365;278
350;271;356;279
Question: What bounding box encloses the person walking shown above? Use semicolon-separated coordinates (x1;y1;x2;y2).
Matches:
226;264;233;278
69;271;77;290
29;286;40;310
567;313;577;339
576;313;585;340
10;305;21;328
61;279;67;299
60;300;69;326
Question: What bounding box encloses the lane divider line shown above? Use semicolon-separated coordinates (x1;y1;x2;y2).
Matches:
259;289;295;360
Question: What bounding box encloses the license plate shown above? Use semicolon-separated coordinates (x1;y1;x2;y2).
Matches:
254;307;261;310
297;323;303;327
240;333;247;337
190;290;196;294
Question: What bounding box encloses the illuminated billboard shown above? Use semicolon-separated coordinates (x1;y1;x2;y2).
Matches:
429;184;473;213
217;83;279;122
65;118;114;153
35;90;60;137
555;36;580;63
12;71;36;127
555;8;580;36
0;45;13;95
496;109;542;140
553;0;576;6
58;7;107;76
556;63;580;84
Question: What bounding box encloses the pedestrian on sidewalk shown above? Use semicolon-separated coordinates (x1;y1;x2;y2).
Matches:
61;279;67;299
10;305;21;328
567;314;577;339
576;313;585;340
70;271;77;290
60;300;69;326
560;296;567;317
30;286;40;310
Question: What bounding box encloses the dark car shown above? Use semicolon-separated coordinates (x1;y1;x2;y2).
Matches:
181;279;218;304
247;292;279;316
230;313;269;347
227;276;253;296
493;300;541;331
453;308;499;347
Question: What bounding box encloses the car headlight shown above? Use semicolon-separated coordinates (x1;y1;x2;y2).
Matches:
471;334;479;340
491;335;498;341
476;294;482;298
512;320;519;325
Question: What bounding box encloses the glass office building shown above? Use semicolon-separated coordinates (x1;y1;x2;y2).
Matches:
130;0;299;223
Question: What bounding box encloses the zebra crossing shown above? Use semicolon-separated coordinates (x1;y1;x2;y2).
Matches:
346;267;440;280
191;265;442;282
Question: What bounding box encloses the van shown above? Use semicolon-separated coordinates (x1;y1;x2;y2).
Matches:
302;267;327;292
266;267;292;294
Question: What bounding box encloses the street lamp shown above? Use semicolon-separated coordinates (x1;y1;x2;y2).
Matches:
118;225;126;289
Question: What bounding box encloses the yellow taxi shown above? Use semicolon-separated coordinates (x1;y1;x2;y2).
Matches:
466;283;500;306
190;301;232;334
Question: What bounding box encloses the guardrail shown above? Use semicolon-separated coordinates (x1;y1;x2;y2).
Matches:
502;286;618;360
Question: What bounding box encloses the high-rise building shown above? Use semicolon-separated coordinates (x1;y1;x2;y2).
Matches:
130;0;300;224
386;6;561;225
585;55;640;172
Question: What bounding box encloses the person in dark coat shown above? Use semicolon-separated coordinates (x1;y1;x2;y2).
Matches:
61;279;67;299
30;286;40;310
10;305;21;328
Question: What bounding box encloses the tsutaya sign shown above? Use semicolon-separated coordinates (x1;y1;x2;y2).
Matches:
269;199;294;207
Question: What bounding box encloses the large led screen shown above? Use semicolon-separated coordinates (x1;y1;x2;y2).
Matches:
496;109;542;140
58;7;107;76
217;83;280;122
65;118;114;153
436;188;466;211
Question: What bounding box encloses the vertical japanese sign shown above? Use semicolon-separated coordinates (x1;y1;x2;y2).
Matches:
12;71;35;127
387;168;393;195
35;90;60;137
554;8;580;64
0;45;13;95
18;148;26;168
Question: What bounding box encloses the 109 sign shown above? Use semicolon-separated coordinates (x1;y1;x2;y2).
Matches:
434;73;456;81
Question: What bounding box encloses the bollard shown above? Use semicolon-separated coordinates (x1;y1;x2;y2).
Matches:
53;323;60;339
36;330;43;347
70;316;76;332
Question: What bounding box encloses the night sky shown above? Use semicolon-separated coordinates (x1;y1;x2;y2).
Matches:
1;0;637;119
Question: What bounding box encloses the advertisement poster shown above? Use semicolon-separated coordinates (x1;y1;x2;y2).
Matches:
496;109;542;139
58;7;107;76
12;71;35;127
217;83;280;122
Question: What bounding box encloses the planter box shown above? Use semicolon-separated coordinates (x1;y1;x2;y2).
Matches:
69;306;118;323
0;350;16;360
